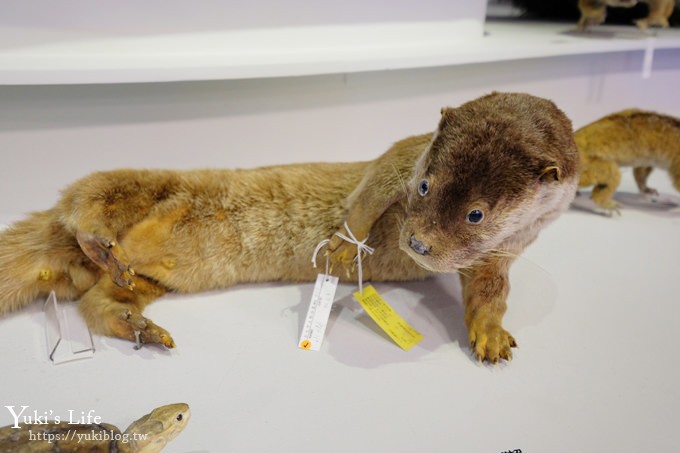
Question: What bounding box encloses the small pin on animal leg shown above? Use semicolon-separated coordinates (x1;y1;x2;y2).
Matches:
134;330;142;350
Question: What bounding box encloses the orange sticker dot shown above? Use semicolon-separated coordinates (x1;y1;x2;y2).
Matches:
300;340;312;350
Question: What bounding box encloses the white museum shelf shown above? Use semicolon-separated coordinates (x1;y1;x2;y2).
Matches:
1;20;680;85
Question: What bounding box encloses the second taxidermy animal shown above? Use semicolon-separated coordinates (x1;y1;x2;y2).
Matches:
576;109;680;213
577;0;675;30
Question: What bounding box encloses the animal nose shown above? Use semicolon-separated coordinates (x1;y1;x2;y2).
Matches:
409;234;431;256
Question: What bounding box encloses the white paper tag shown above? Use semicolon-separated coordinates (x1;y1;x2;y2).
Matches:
298;274;339;351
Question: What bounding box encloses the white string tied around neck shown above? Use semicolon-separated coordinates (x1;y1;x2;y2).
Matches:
311;222;375;295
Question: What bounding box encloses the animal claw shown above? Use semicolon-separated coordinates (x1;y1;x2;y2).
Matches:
161;335;177;348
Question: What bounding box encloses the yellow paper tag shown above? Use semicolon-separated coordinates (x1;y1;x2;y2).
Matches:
353;285;423;351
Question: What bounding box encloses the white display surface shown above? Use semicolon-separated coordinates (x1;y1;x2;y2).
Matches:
0;171;679;452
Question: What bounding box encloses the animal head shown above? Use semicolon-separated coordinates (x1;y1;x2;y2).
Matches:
399;92;578;272
125;403;191;453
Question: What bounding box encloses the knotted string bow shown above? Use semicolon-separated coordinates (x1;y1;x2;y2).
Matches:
312;222;375;295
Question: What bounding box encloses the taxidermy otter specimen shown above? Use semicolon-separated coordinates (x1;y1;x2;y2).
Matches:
577;0;675;30
0;92;579;363
576;109;680;213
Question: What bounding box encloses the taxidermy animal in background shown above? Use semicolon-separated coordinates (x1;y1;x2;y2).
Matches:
0;92;579;364
576;109;680;213
578;0;676;30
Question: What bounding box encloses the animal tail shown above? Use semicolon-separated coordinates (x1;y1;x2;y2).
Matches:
0;210;98;315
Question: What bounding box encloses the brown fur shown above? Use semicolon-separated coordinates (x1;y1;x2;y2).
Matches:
577;0;675;30
576;109;680;212
0;92;579;363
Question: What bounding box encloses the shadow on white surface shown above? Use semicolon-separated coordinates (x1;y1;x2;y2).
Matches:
304;255;559;369
572;189;680;217
561;25;655;41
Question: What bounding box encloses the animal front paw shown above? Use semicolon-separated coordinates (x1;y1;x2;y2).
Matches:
326;224;369;277
110;309;176;349
594;199;621;217
468;317;517;364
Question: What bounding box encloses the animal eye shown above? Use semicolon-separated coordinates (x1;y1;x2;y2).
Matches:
418;179;429;196
177;414;183;421
466;209;484;224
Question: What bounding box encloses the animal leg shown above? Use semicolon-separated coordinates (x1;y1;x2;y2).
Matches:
580;158;622;214
663;0;675;18
636;0;671;29
78;275;174;348
326;136;424;272
577;1;606;31
633;166;657;195
76;231;136;290
460;259;516;363
670;158;680;193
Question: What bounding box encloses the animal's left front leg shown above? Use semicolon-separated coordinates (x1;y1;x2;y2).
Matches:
460;259;517;363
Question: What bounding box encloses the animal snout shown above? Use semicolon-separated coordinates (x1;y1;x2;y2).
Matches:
409;234;431;256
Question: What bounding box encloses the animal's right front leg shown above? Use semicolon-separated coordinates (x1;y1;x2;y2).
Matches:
76;231;136;290
326;205;378;274
326;139;422;272
78;275;174;348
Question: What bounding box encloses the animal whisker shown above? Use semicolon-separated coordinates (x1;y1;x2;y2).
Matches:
456;267;472;279
391;163;410;204
487;248;519;260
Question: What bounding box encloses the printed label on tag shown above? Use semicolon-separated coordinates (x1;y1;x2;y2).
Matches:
353;285;423;351
298;274;339;351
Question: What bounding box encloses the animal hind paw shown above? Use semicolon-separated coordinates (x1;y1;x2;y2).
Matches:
110;309;176;349
77;232;136;290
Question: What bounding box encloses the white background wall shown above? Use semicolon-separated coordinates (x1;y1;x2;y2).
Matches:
1;0;485;32
1;48;679;215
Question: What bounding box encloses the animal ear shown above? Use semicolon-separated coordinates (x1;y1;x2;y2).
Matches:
539;165;561;182
440;107;447;116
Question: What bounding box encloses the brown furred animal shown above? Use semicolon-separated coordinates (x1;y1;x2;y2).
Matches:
577;0;675;30
576;109;680;213
0;92;579;363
